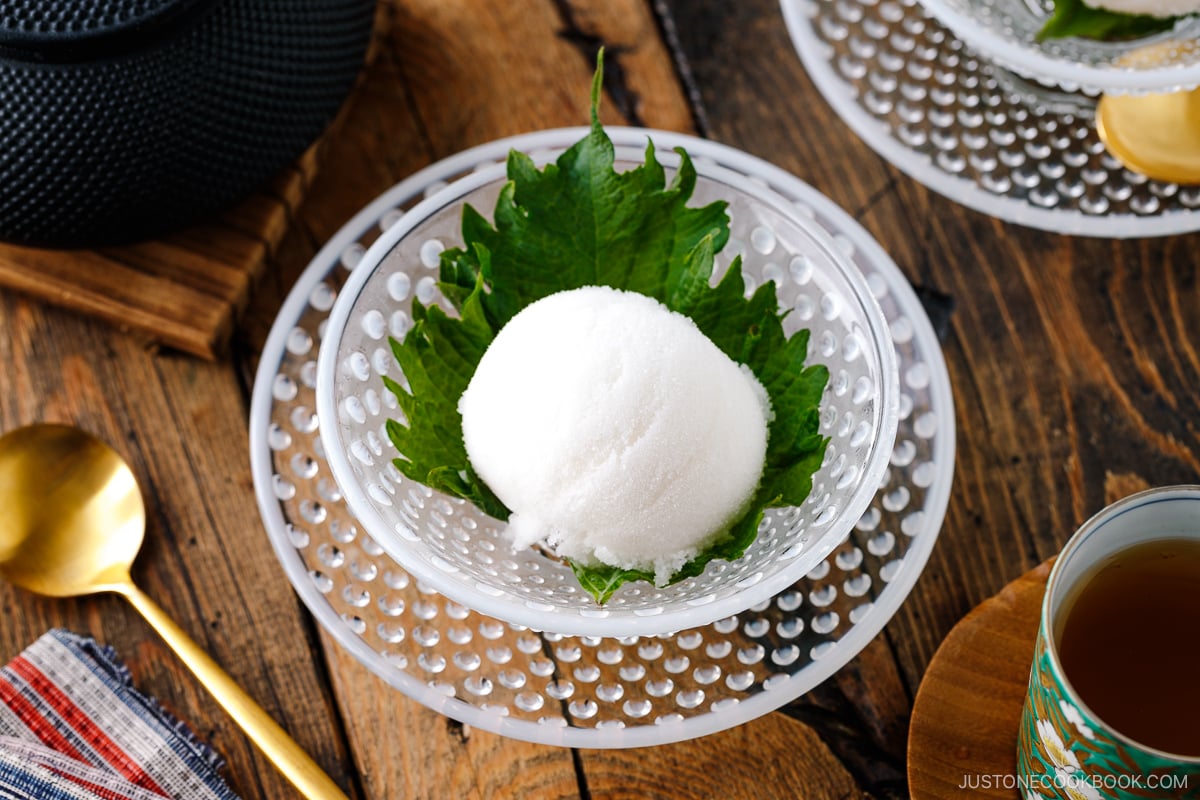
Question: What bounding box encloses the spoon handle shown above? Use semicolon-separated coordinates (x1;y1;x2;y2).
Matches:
119;581;351;800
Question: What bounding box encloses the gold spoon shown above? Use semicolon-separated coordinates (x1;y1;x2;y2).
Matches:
1097;88;1200;185
0;424;349;800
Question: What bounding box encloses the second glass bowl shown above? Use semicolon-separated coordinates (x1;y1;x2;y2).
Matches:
913;0;1200;95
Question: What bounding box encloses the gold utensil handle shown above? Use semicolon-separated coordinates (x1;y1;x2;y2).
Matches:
120;582;350;800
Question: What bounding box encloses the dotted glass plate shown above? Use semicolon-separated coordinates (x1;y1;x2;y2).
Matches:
249;128;955;747
780;0;1200;238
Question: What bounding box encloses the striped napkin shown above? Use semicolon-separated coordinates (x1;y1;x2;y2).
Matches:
0;630;239;800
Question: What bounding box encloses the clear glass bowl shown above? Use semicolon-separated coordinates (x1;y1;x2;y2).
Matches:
913;0;1200;94
316;139;900;638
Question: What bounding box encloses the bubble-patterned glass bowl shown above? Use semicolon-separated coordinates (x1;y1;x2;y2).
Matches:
913;0;1200;94
316;135;900;638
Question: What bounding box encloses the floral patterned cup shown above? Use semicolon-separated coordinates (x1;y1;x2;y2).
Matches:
1017;486;1200;800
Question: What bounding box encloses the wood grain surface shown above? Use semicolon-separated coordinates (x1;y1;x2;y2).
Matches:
1;0;1198;798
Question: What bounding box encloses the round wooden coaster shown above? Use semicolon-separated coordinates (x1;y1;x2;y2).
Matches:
908;560;1053;799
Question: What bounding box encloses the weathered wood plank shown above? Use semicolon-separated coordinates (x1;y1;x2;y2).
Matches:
579;713;868;799
0;151;317;360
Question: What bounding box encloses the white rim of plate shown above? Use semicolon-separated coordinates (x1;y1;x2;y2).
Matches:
250;126;956;747
780;0;1200;238
314;132;900;638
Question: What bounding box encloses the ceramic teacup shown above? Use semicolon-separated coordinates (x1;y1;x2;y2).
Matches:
1017;485;1200;800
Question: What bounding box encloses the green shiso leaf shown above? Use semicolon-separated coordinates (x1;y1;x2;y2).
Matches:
568;562;655;606
385;52;829;604
440;61;732;330
1037;0;1178;40
382;273;508;522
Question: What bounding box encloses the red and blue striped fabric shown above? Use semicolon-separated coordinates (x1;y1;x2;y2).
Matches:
0;630;239;800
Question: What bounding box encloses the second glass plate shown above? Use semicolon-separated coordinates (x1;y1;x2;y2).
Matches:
781;0;1200;237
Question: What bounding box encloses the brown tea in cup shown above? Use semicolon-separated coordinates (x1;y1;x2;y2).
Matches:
1056;537;1200;757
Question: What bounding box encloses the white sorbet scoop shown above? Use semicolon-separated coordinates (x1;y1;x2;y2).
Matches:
458;286;771;585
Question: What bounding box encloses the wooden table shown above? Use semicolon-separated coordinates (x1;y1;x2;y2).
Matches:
2;1;1197;798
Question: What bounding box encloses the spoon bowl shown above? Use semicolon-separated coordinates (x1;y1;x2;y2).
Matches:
0;423;347;800
1097;88;1200;185
0;425;143;597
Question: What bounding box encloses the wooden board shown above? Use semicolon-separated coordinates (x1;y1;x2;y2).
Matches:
907;560;1052;799
0;145;321;362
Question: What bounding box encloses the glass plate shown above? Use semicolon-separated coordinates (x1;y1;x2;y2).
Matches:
781;0;1200;237
249;128;955;748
